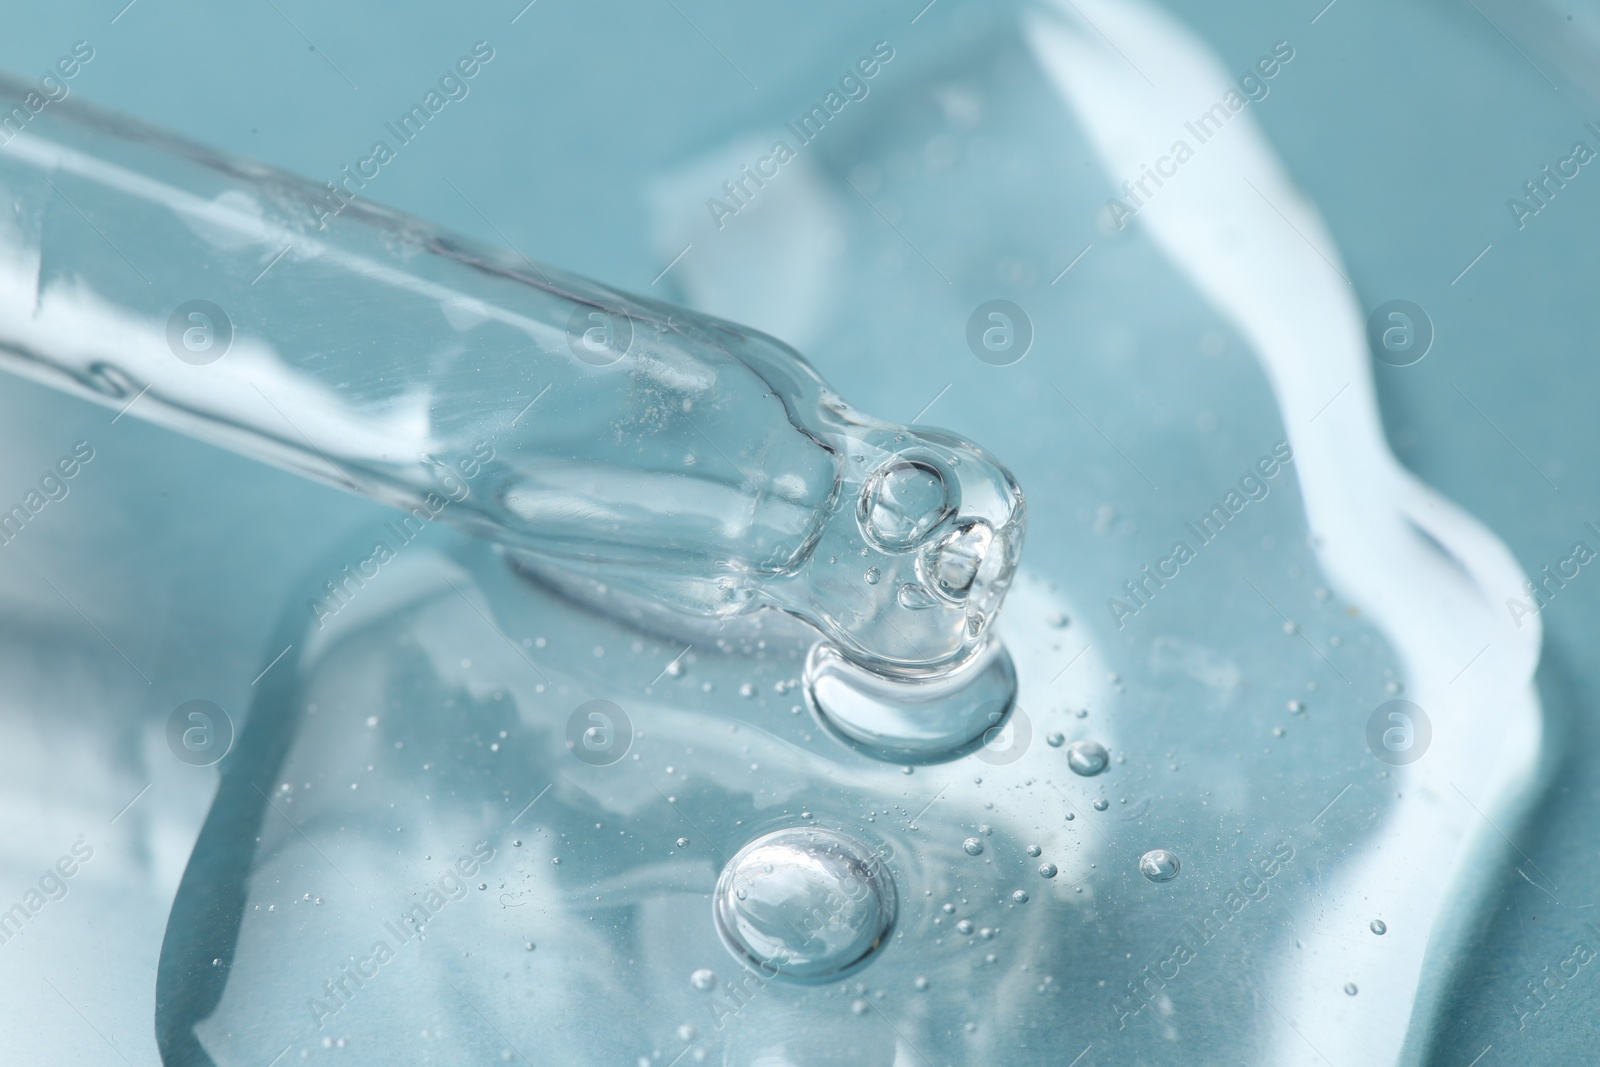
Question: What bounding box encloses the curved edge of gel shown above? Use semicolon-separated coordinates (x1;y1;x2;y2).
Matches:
1026;2;1543;1064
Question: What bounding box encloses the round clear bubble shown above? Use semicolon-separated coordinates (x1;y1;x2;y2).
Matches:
1066;739;1109;776
1139;849;1181;883
920;520;996;602
713;827;897;983
965;300;1033;366
859;458;956;552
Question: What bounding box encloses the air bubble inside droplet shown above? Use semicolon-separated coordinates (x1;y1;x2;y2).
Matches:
922;520;994;600
1370;919;1387;935
1139;849;1180;882
963;837;984;856
859;459;955;551
713;827;896;983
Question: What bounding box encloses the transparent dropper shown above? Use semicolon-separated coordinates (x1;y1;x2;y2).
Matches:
0;75;1024;690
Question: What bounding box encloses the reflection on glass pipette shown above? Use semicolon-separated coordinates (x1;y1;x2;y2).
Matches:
0;75;1024;679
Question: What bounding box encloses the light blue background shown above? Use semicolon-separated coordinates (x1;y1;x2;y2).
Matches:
2;0;1598;1062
